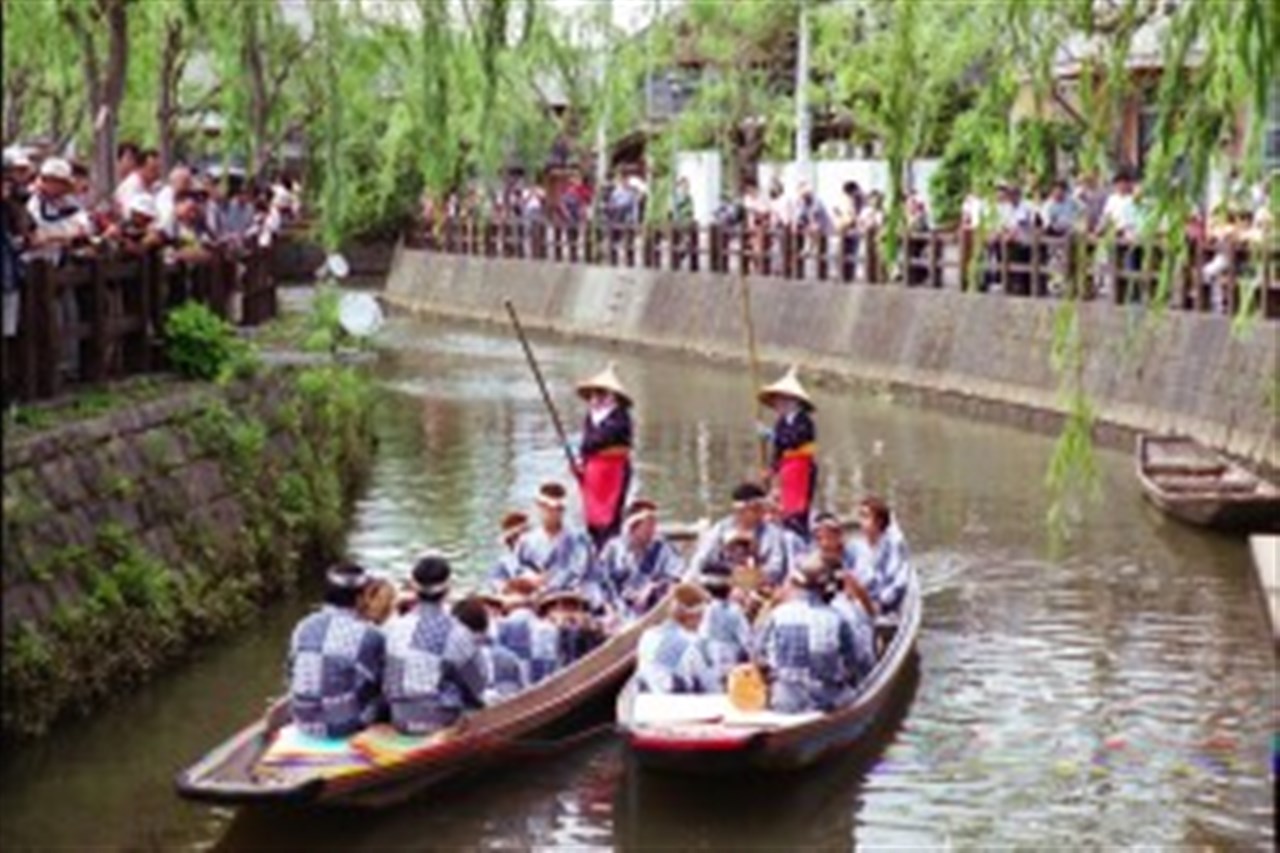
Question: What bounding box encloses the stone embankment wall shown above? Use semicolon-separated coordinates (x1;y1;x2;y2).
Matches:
383;248;1278;471
2;365;376;738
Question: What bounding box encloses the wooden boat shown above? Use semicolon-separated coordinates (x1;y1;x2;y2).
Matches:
176;593;671;808
616;571;922;774
1136;434;1280;533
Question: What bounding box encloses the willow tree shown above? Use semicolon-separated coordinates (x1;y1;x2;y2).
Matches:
994;0;1276;536
2;0;85;148
57;0;131;200
812;0;996;267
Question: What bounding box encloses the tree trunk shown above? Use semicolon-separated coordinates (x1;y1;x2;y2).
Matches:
243;4;269;176
4;69;31;141
157;18;184;172
67;0;129;203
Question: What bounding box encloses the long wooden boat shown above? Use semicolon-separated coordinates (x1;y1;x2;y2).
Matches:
616;571;922;774
1136;434;1280;533
176;593;670;808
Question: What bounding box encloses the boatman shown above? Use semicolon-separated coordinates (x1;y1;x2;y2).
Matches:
575;361;634;550
597;499;686;618
758;365;818;540
286;562;387;738
382;555;487;734
512;481;603;606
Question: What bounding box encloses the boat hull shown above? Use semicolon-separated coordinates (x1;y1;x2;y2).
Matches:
176;597;667;809
1136;435;1280;534
619;575;923;775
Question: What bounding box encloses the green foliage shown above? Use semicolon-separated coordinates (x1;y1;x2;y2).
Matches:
164;301;254;381
3;367;377;738
302;285;345;353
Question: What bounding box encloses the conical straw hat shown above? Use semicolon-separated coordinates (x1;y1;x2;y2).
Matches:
576;361;632;407
757;365;815;410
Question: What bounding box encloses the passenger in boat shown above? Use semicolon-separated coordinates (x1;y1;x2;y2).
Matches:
758;366;818;540
830;571;877;680
383;555;487;734
697;558;753;689
539;589;606;664
690;482;788;588
850;496;911;617
575;362;634;550
452;595;526;703
512;482;602;605
767;494;810;575
357;576;397;625
495;577;563;684
597;499;685;618
636;583;718;695
487;511;532;589
755;556;862;713
286;562;387;738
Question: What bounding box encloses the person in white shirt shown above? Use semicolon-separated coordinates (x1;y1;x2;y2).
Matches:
113;148;161;216
27;158;93;249
155;166;192;232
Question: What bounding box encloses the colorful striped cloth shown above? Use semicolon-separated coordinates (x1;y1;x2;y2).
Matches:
351;724;455;767
254;724;373;781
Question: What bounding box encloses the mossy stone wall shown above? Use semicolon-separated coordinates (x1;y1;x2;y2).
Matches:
1;365;376;739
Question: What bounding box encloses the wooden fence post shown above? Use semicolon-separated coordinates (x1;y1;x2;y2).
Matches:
85;257;108;384
866;229;880;283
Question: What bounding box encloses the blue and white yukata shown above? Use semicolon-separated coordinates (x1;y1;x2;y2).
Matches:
487;547;534;589
512;525;605;608
597;533;685;617
478;637;526;703
851;524;911;615
636;620;718;694
689;516;790;587
495;607;562;685
830;593;877;682
756;589;862;713
382;602;487;734
287;605;386;738
698;598;753;689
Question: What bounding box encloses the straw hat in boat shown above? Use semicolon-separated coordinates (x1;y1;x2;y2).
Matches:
757;365;815;411
576;361;633;407
535;589;590;616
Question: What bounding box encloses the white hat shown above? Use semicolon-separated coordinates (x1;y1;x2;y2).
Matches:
575;361;632;407
38;157;73;182
3;147;32;170
758;365;815;411
127;194;158;219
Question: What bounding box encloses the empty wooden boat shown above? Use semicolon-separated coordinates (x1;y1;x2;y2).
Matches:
1136;434;1280;532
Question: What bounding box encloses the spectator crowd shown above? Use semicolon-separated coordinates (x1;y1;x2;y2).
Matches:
3;141;303;275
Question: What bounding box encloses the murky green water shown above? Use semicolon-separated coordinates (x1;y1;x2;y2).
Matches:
1;315;1274;850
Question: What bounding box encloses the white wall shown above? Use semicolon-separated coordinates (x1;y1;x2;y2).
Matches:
757;158;943;215
674;150;722;225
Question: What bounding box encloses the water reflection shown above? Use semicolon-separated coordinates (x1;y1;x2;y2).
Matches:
614;661;921;852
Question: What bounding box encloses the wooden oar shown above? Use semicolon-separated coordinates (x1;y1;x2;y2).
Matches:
737;269;770;471
504;299;582;480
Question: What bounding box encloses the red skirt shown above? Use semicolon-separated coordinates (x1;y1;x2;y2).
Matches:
582;450;631;532
778;454;816;519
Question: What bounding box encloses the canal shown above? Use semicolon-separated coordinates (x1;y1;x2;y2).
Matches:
0;315;1273;850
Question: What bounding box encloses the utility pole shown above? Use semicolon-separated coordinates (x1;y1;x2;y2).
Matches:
594;0;613;196
794;0;811;183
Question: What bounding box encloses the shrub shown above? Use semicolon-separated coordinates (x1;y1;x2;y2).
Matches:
163;301;253;381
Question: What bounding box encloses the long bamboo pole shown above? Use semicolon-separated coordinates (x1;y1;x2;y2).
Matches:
737;269;770;471
504;299;582;480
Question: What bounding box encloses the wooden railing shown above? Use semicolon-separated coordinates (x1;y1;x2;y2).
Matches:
4;248;279;403
406;219;1280;320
